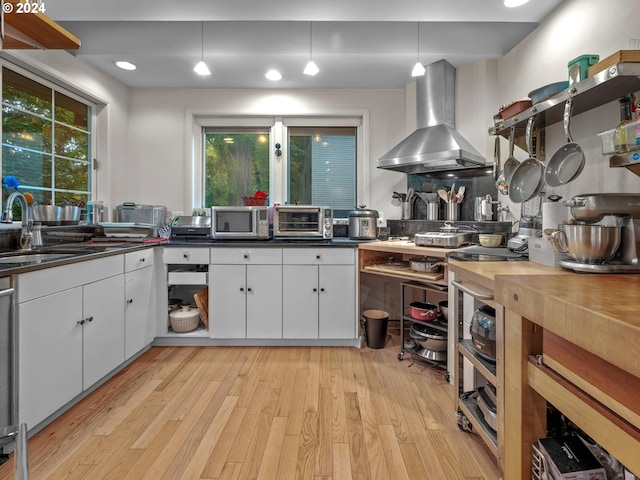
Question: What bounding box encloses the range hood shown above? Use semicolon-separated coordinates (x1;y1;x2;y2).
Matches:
378;59;485;174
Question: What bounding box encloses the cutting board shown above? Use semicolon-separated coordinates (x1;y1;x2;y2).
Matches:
365;264;444;281
193;286;209;329
588;50;640;77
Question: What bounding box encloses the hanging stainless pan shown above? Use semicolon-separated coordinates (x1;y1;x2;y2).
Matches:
544;98;586;187
509;116;545;203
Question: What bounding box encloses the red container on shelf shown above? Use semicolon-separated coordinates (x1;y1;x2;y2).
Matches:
498;100;532;120
409;302;438;321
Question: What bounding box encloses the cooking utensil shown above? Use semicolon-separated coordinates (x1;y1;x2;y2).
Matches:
413;347;446;363
408;256;445;273
478;234;502;248
410;323;447;351
32;205;63;225
493;135;500;180
169;305;200;332
438;300;448;321
409;301;438;321
437;189;449;203
509;117;545;203
456;185;465;203
550;224;621;263
496;126;518;195
544;99;586;187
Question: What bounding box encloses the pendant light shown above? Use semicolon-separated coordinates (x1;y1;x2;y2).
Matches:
194;21;211;76
303;21;319;76
411;22;425;77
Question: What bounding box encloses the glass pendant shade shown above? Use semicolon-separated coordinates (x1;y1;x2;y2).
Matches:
304;60;319;76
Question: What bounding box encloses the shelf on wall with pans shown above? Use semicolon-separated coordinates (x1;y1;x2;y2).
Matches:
490;62;640;137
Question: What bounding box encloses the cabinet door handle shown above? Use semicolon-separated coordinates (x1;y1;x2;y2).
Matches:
127;298;133;304
247;287;252;292
183;253;189;260
86;316;94;323
313;288;317;292
450;280;494;300
240;287;244;292
140;257;145;263
320;288;325;292
77;319;85;326
316;254;321;259
243;254;248;259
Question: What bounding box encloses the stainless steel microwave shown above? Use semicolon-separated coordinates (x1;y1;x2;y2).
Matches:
273;205;333;239
211;206;270;239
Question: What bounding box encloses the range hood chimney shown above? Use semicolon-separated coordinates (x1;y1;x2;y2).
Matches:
377;59;485;174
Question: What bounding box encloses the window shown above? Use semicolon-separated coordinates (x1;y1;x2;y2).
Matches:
201;119;359;215
203;127;270;206
288;126;356;217
2;67;92;210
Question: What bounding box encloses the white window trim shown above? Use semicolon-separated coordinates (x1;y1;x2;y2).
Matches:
187;109;369;212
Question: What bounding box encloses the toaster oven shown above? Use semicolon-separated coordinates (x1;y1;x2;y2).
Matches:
273;205;333;239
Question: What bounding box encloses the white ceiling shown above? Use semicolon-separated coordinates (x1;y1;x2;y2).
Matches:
48;0;566;89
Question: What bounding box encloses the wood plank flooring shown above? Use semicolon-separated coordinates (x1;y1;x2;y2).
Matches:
0;331;500;479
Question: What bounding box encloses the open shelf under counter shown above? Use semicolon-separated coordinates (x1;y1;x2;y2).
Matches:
459;339;497;385
458;393;498;456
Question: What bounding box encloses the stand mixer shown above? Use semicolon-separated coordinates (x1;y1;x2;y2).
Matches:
559;193;640;273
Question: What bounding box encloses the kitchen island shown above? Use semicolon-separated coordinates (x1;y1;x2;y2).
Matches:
448;258;640;478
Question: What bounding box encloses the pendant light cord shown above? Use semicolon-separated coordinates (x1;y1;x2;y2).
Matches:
201;21;204;62
309;21;313;61
416;22;420;62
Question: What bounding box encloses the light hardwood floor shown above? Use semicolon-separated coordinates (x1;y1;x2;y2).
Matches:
0;331;499;479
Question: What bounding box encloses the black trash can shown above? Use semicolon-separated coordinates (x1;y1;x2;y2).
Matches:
361;309;389;349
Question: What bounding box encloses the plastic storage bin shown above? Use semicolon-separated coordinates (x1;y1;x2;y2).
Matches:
567;54;599;84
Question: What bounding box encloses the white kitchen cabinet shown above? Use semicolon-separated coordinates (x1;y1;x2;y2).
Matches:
282;248;356;339
16;255;125;431
209;248;282;339
124;249;155;359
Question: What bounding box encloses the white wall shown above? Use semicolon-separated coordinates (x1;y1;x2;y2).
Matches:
126;88;407;218
494;0;640;218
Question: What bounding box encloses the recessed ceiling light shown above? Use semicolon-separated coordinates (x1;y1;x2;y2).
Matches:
265;69;282;81
504;0;530;7
115;61;136;71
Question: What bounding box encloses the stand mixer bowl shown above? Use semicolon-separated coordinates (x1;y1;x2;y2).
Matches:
551;224;621;263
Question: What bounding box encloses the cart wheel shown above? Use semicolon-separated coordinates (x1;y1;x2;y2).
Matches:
444;372;451;382
457;413;473;432
398;352;404;360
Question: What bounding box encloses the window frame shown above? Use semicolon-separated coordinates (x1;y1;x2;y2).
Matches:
0;61;98;203
191;112;368;214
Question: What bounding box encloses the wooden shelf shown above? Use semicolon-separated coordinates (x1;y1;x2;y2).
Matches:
458;393;498;457
3;2;81;49
459;339;497;386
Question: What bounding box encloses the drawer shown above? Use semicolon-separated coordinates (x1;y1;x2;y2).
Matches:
210;248;282;265
163;247;209;264
125;248;154;272
167;270;208;285
283;247;355;265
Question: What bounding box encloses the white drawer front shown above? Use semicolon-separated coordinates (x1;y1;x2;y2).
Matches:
163;247;210;264
125;248;154;272
210;248;282;265
282;248;355;265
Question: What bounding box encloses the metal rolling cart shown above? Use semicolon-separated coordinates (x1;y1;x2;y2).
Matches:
398;280;449;374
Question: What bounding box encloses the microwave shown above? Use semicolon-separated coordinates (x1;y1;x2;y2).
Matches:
273;205;333;239
211;206;270;239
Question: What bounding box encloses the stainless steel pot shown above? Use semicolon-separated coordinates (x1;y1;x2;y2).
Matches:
409;256;445;272
348;206;378;239
550;224;621;263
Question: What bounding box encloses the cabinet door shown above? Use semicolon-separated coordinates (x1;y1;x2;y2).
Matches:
319;265;356;339
246;264;282;338
282;265;319;339
210;264;246;338
125;265;155;359
18;288;83;429
82;275;125;388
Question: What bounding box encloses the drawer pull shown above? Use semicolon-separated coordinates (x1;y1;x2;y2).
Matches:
244;254;249;259
450;280;494;300
127;298;133;304
240;287;244;292
316;255;321;259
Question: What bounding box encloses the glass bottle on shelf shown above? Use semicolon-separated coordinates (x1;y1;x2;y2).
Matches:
613;94;633;152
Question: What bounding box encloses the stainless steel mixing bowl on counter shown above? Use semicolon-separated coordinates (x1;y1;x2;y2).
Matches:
550;223;621;263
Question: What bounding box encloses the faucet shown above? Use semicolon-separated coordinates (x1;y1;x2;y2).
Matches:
1;192;33;250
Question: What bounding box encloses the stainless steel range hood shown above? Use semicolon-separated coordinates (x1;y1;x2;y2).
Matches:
378;59;485;174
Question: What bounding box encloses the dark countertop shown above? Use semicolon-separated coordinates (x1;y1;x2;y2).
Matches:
0;237;367;275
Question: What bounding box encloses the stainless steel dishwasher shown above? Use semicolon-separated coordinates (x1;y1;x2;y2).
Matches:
0;277;28;479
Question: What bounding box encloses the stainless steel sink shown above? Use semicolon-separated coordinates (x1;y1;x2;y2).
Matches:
0;252;76;264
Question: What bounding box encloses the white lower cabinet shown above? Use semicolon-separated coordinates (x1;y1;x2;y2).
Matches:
209;248;282;339
282;248;356;340
124;249;155;358
16;255;125;431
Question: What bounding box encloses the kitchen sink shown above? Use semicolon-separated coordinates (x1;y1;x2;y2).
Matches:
0;252;76;264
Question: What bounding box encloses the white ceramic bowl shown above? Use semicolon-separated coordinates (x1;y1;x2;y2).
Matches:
479;234;502;248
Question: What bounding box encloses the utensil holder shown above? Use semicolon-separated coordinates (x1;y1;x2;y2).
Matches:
401;202;411;220
426;203;439;220
445;203;460;221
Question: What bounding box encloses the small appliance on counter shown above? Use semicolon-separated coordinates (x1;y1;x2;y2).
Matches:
116;202;167;226
210;205;269;240
551;193;640;273
273;205;333;239
414;222;472;248
170;215;212;242
348;206;379;240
